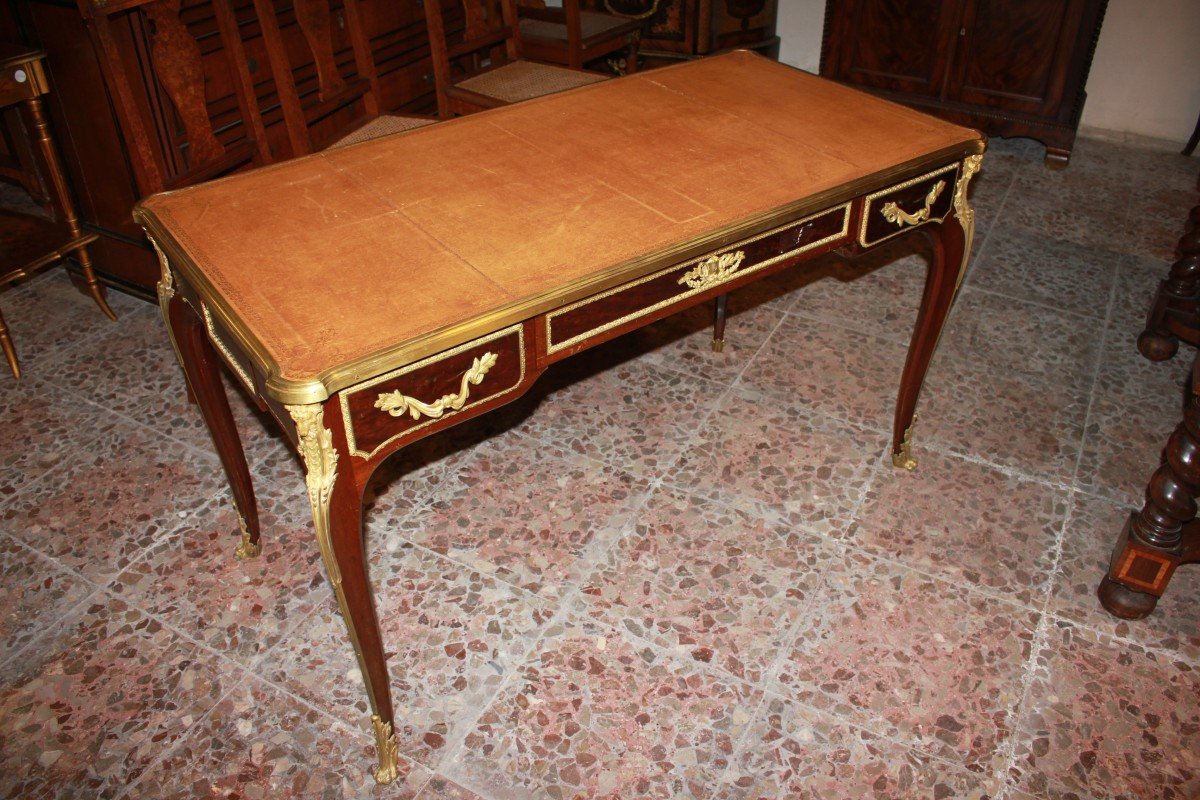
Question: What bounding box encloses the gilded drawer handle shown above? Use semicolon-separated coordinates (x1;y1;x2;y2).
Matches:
678;250;746;291
375;352;498;420
880;180;946;227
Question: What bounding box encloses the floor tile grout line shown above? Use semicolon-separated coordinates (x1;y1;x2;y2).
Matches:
1069;233;1125;493
993;489;1078;797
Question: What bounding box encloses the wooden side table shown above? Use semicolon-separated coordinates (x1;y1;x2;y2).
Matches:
1;43;115;379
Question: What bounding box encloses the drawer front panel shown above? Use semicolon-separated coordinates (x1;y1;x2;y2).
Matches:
859;163;959;247
547;203;851;354
0;61;42;106
340;325;526;459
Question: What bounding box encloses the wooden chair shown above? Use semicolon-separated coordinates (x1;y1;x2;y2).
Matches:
423;0;610;118
516;0;641;74
253;0;435;154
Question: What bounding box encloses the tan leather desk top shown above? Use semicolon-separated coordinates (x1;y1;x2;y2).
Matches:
137;51;983;402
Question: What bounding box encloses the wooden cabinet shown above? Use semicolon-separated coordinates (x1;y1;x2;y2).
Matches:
820;0;1108;168
594;0;779;60
5;0;438;292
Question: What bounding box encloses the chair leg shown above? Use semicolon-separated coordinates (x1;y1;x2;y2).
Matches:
77;245;118;321
712;292;728;352
0;306;20;379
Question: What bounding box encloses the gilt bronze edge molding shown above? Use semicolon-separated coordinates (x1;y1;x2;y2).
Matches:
134;139;984;407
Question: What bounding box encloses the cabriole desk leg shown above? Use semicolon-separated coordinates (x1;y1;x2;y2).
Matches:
890;154;982;469
286;402;399;784
160;285;261;559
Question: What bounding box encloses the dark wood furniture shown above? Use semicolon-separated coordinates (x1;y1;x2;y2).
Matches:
136;52;985;781
517;0;642;73
820;0;1108;169
1100;204;1200;618
0;44;115;378
592;0;778;62
7;0;441;293
423;0;609;118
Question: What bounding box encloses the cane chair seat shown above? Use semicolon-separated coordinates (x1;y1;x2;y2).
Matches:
329;114;436;149
454;60;608;105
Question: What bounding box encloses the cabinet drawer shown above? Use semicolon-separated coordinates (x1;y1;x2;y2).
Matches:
338;325;527;459
546;203;851;354
858;163;959;247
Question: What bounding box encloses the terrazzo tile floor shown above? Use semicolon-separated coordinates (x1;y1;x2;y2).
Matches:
2;134;1199;799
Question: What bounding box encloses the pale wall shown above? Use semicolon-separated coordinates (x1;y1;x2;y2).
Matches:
772;0;1200;145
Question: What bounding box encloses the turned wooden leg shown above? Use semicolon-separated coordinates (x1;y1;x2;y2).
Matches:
1138;206;1200;362
891;155;981;469
712;292;728;352
25;94;116;321
1099;359;1200;619
164;293;261;559
0;306;20;379
287;402;398;784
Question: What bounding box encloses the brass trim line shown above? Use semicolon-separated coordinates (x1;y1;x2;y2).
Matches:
339;324;527;460
858;163;960;248
546;204;851;354
202;303;256;395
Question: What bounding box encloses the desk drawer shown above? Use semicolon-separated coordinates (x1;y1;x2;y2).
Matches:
546;203;851;354
859;163;959;247
339;324;527;459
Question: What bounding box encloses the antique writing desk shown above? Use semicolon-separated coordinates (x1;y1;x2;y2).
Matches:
135;51;985;783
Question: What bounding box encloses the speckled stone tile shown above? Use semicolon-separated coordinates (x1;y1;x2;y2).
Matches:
1110;254;1172;333
511;355;722;478
124;676;432;800
448;614;761;800
965;227;1120;319
714;696;997;800
105;455;326;666
43;307;285;462
416;775;489;799
394;437;650;600
739;313;909;430
0;373;120;504
773;552;1039;773
621;296;785;385
578;484;827;682
1050;491;1200;662
785;243;928;345
666;387;889;538
1010;620;1200;800
0;534;96;670
0;595;234;800
918;357;1089;482
263;541;553;766
0;421;226;583
851;450;1067;607
936;289;1105;391
1075;334;1192;505
0;271;142;373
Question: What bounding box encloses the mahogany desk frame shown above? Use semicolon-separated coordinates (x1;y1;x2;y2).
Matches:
135;57;986;783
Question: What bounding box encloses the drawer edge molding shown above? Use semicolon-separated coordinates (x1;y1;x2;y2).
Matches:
858;162;960;248
202;302;256;395
546;203;852;354
339;324;527;460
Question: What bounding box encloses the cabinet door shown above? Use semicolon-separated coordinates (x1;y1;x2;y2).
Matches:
949;0;1092;118
822;0;962;99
